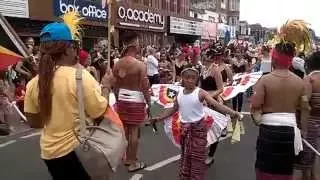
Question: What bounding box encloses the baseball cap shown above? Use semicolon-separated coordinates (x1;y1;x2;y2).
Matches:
40;22;73;42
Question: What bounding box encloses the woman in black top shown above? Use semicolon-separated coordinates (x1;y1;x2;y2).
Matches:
174;50;189;82
201;50;227;165
230;52;249;112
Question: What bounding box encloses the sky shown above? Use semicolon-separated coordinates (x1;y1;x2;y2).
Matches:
240;0;320;36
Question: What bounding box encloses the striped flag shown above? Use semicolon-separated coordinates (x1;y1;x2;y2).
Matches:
0;45;22;71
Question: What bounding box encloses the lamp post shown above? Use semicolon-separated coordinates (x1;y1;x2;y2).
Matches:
106;0;115;69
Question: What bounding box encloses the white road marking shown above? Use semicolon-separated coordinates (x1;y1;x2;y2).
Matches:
145;155;180;171
0;140;17;148
130;174;143;180
144;130;234;172
241;112;250;115
20;132;41;139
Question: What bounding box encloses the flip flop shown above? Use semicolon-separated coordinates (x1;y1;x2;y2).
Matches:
128;162;146;172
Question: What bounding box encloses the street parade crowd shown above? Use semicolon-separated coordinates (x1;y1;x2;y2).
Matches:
0;12;319;180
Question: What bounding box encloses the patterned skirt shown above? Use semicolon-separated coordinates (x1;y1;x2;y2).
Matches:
179;119;207;180
256;125;295;180
296;115;320;169
117;100;146;126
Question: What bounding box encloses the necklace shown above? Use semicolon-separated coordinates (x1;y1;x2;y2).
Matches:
271;70;291;78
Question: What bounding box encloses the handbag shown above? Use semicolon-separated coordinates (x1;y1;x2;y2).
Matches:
74;68;127;180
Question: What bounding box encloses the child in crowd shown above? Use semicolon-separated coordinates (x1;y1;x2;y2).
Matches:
14;79;26;115
0;79;11;135
151;68;241;180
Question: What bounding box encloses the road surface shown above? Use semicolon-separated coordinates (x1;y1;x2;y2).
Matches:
0;100;318;180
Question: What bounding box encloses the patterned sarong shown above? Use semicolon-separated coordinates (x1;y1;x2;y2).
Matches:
117;101;146;125
256;125;295;179
296;93;320;169
117;89;146;125
179;119;207;180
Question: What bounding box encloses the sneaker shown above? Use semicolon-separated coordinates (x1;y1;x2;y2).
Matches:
205;156;215;165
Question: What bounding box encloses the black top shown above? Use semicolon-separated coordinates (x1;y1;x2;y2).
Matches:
175;64;186;76
232;64;246;73
201;76;217;91
221;69;228;83
289;66;304;79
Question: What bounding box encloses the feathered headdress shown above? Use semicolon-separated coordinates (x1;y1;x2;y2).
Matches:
272;20;312;53
61;11;83;41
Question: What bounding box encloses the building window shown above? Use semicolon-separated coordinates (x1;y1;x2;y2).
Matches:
177;0;182;14
162;0;167;10
221;0;226;9
236;0;240;11
144;0;149;6
133;0;140;4
170;0;175;12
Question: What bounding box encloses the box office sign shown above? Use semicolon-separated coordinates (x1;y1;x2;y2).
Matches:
117;6;165;31
54;0;108;21
169;17;202;36
0;0;29;18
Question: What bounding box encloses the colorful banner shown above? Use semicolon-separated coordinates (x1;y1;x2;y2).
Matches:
151;84;180;108
151;71;263;105
221;71;263;101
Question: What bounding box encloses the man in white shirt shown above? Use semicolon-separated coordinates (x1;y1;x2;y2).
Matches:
147;48;160;85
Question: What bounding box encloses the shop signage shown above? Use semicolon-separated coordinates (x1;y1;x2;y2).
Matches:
0;0;29;18
117;6;165;30
54;0;108;21
202;22;217;40
169;17;202;36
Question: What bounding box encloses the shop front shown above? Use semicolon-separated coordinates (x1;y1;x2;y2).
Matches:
113;3;167;48
3;0;109;50
168;16;202;44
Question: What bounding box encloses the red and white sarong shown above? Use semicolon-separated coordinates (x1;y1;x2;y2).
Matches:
117;89;146;125
180;119;207;180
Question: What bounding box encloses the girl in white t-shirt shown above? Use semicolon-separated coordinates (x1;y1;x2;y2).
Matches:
151;68;240;180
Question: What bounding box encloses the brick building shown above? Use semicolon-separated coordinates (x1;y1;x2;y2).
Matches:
112;0;200;48
191;0;240;26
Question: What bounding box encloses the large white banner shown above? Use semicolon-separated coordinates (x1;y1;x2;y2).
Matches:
0;0;29;18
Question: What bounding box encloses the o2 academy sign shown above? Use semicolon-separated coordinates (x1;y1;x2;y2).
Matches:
117;6;165;30
54;0;107;21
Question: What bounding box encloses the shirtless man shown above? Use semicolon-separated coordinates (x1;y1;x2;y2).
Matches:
251;42;309;180
112;32;150;172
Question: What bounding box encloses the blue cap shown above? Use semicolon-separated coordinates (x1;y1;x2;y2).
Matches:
40;22;72;42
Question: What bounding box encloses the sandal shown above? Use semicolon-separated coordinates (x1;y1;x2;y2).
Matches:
128;162;147;172
124;158;138;166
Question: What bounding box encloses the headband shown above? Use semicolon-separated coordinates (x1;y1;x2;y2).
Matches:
181;67;200;76
271;48;293;68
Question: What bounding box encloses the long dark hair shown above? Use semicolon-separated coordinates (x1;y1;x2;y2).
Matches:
38;41;69;124
274;42;295;57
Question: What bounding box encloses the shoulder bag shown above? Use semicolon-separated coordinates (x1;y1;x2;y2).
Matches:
74;68;127;180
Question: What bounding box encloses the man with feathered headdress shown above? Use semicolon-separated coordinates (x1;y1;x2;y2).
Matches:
251;20;312;180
